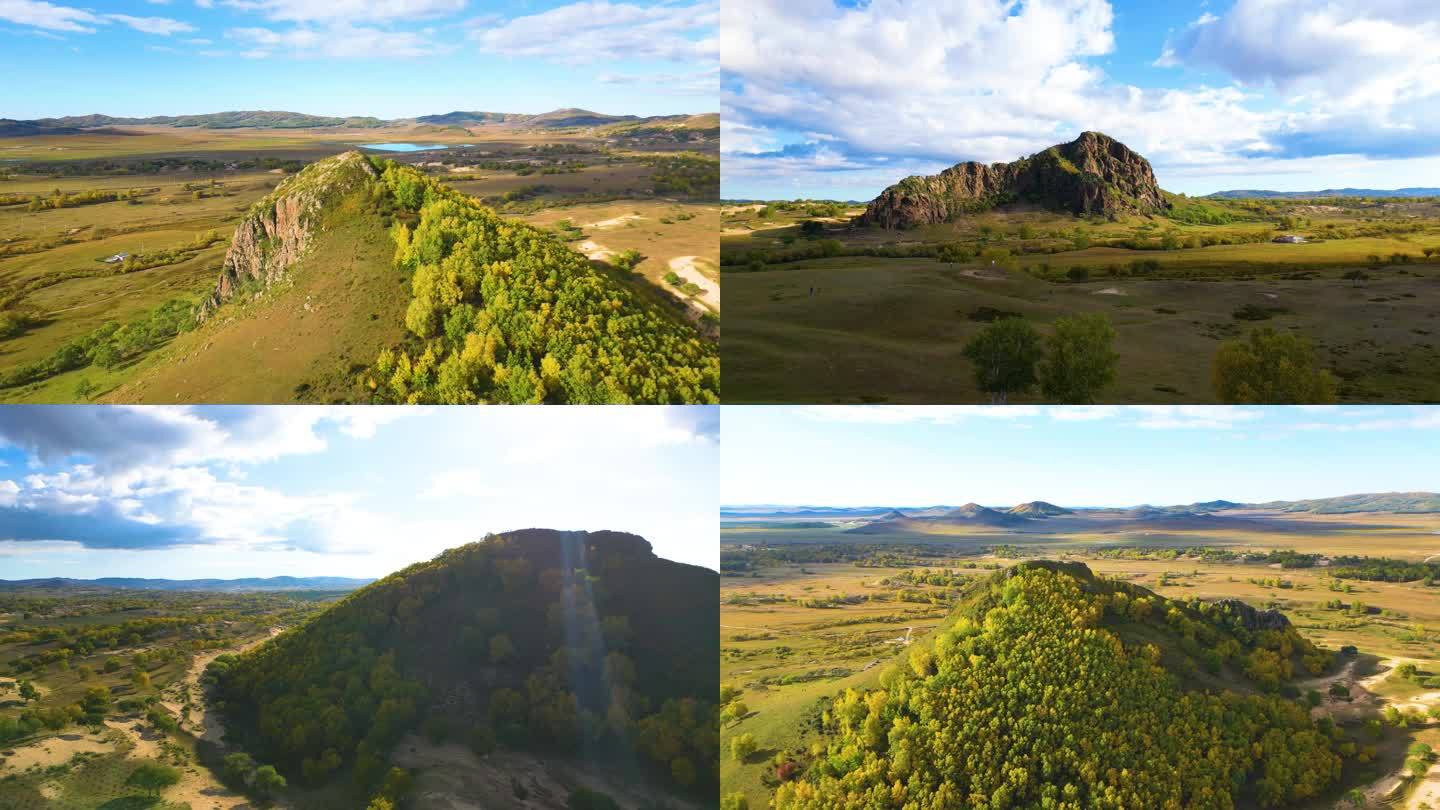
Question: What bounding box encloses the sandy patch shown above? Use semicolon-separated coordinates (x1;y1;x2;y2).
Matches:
583;214;642;229
1093;287;1126;296
667;256;720;313
0;676;50;698
577;240;613;262
0;733;111;771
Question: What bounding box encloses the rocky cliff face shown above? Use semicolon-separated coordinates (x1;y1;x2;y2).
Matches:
197;151;379;322
858;132;1169;228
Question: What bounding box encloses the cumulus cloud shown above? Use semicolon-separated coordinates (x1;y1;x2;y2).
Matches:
0;0;101;32
1159;0;1440;161
723;0;1440;197
473;0;717;65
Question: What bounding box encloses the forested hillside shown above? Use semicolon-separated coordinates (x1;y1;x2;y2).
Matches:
369;160;720;404
775;562;1352;809
209;529;718;804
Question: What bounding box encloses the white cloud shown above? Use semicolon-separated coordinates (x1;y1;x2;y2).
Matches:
0;1;194;35
222;0;463;23
227;22;441;57
1130;406;1264;431
474;0;717;65
723;0;1440;197
0;406;410;472
0;0;101;32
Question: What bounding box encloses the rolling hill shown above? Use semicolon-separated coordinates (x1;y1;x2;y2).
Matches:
0;576;370;592
1006;500;1073;517
772;561;1349;808
104;150;719;404
1207;187;1440;199
210;529;718;806
3;108;713;135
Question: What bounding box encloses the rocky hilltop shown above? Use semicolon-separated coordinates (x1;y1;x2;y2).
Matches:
858;131;1169;228
196;151;377;322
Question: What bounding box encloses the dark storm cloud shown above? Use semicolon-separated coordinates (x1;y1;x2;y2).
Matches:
0;504;205;550
0;406;207;471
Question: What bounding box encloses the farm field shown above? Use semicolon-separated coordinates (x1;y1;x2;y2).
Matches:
720;501;1440;810
0;120;719;403
721;197;1440;403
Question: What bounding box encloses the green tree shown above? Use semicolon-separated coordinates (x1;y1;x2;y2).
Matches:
731;732;758;762
1039;313;1118;404
1212;328;1337;404
224;751;257;784
962;318;1042;404
722;793;751;810
126;762;180;796
253;764;287;797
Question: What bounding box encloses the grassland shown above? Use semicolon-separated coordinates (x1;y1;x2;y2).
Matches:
721;197;1440;403
0;121;718;403
720;508;1440;809
0;587;340;809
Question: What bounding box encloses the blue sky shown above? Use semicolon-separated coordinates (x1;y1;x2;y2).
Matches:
1;0;717;119
721;0;1440;199
0;406;719;579
722;406;1440;508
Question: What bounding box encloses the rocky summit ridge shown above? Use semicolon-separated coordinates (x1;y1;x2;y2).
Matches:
196;151;377;322
858;131;1169;228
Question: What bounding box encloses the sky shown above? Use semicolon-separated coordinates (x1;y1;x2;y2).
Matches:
721;0;1440;200
0;0;717;119
0;405;719;579
722;405;1440;508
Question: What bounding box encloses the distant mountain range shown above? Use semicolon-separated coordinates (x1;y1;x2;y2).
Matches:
0;576;372;592
725;492;1440;519
0;108;717;137
1206;188;1440;199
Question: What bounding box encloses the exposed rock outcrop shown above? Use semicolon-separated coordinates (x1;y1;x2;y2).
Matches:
196;151;379;322
1213;598;1291;632
858;131;1169;228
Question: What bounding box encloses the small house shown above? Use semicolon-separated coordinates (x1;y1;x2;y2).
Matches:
103;252;130;263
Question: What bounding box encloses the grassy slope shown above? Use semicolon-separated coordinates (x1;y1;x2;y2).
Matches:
723;255;1440;403
101;191;406;403
722;204;1440;404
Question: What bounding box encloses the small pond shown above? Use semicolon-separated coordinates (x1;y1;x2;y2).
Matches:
359;143;451;152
